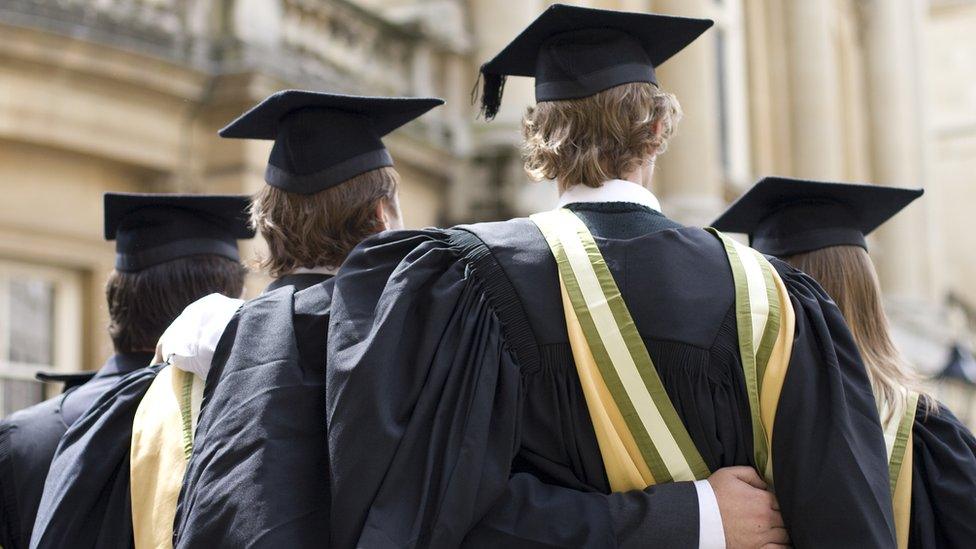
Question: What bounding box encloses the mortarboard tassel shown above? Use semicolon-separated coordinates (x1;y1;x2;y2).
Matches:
474;64;506;120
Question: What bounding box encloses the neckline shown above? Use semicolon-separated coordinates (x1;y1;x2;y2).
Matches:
555;179;663;212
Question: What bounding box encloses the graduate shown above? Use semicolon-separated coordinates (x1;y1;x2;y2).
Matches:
8;193;251;549
326;4;895;548
175;88;771;548
168;91;444;548
29;91;442;549
713;176;976;549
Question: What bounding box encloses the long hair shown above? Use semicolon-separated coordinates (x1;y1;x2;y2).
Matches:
785;245;933;420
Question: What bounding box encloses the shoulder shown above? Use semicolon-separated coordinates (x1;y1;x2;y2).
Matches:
1;396;65;450
915;398;976;449
344;228;459;269
294;277;335;317
60;376;123;427
341;221;550;284
767;256;833;301
0;397;65;546
2;395;62;428
464;220;738;348
457;218;553;274
0;397;67;492
78;364;162;418
457;218;544;248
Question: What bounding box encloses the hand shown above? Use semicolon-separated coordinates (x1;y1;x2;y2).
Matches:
707;466;790;549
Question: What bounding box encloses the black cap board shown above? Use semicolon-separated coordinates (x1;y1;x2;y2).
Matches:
476;3;713;119
711;176;924;257
35;371;97;392
105;193;255;272
219;90;444;194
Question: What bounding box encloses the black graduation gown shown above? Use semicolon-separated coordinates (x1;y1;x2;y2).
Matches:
29;276;326;549
30;364;161;549
0;352;152;549
909;398;976;549
173;273;333;548
326;203;895;548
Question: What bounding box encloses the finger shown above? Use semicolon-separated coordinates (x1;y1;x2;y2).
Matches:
729;466;768;490
767;509;786;530
763;491;781;512
763;526;791;545
760;545;791;549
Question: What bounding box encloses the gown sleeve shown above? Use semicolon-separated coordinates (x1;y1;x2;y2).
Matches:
328;230;705;549
327;229;523;548
909;398;976;548
29;366;161;549
0;421;19;549
173;286;332;549
464;472;701;548
0;399;67;549
769;260;896;548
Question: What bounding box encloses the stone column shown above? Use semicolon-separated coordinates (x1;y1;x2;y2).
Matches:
579;0;650;11
652;0;725;226
863;0;938;298
785;0;844;179
862;0;947;373
444;54;477;223
469;0;542;143
468;0;548;217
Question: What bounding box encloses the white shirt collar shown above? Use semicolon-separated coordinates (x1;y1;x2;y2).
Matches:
289;265;339;276
555;179;662;212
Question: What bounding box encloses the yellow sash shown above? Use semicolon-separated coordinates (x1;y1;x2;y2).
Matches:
130;366;203;549
530;210;794;490
884;390;918;549
707;228;795;484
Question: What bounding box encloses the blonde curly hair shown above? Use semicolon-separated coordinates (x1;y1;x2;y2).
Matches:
249;167;398;277
521;82;682;188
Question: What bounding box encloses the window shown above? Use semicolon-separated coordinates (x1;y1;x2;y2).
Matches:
0;261;83;417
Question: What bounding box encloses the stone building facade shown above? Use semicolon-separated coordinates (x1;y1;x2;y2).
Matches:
1;0;975;421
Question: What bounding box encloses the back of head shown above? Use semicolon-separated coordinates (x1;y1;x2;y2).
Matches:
103;192;253;355
218;90;443;277
521;81;681;189
784;245;929;417
106;255;246;354
477;5;710;190
250;166;400;277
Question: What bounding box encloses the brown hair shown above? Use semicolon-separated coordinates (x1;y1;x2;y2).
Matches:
521;82;682;188
785;246;933;419
106;255;246;354
249;167;399;277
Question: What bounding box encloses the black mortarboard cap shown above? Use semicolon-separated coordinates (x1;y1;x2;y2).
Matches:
476;3;712;119
219;90;444;194
711;176;924;257
35;370;97;392
104;193;255;272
